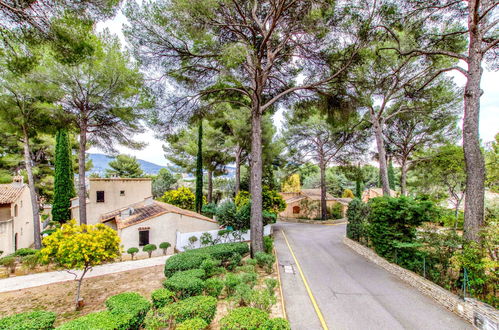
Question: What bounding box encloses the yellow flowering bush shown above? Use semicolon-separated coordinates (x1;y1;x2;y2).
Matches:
40;220;121;308
160;186;196;210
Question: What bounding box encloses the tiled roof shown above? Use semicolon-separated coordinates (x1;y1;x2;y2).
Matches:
100;200;216;229
285;195;307;203
300;189;336;201
0;184;25;204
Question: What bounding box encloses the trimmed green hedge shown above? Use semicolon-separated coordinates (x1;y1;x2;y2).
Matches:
176;317;208;330
0;310;56;330
164;243;249;277
164;296;217;325
56;311;126;330
259;318;291;330
163;273;205;299
220;307;269;330
151;288;175;309
105;292;151;329
204;278;224;298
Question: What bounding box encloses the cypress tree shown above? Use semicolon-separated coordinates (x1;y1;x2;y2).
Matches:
52;128;75;223
388;159;396;191
195;120;203;213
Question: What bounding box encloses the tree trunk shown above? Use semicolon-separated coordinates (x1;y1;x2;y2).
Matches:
195;120;203;213
235;147;241;195
78;126;87;224
462;4;485;242
250;108;264;256
207;169;213;203
372;114;390;196
400;158;408;196
319;158;327;220
22;130;41;249
74;267;89;310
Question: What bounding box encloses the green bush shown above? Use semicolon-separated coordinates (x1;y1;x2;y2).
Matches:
143;244;157;258
105;292;151;329
165;296;217;324
22;254;40;270
225;273;242;296
159;242;171;255
164;243;249;277
219;307;269;330
0;255;16;273
234;203;278;230
176;317;208;330
12;248;38;257
201;203;217;219
56;311;128;330
0;310;56;330
264;278;278;295
200;232;214;247
239;271;258;288
200;257;221;277
127;247;139;260
163;270;205;299
263;236;274;254
245;258;258;266
204;278;224;298
151;288;175;309
328;202;343;219
259;318;291;330
235;265;256;273
227;253;242;271
216;201;238;228
255;252;275;274
346;198;370;243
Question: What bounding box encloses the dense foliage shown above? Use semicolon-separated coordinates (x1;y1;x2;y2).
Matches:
0;310;56;330
219;307;269;330
105;154;144;178
52;128;75;223
160;186;196;210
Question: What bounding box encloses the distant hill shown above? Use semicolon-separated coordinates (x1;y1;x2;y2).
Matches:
88;153;165;176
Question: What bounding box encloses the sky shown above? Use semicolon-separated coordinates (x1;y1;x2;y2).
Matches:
90;10;499;166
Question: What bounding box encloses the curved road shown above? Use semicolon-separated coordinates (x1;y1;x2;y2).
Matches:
273;222;471;330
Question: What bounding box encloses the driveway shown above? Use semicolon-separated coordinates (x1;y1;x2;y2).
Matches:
273;222;471;330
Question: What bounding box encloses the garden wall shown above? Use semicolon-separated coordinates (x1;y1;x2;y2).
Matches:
343;237;498;330
176;225;272;252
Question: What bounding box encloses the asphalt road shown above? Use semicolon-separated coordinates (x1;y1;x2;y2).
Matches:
273;222;471;330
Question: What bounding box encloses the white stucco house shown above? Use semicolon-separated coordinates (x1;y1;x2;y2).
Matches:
0;177;35;255
70;177;219;253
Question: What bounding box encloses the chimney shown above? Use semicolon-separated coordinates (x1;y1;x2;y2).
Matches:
12;176;24;188
120;207;134;219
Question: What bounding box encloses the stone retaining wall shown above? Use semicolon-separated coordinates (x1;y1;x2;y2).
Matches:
343;237;498;330
278;217;347;225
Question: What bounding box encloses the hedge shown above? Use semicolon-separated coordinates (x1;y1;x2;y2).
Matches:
151;288;175;309
204;278;224;298
219;307;269;330
164;296;217;324
56;311;126;330
164;243;249;277
259;318;291;330
176;317;208;330
0;311;56;330
163;270;205;299
105;292;151;329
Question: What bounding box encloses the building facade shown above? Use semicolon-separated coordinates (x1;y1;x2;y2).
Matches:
279;189;351;220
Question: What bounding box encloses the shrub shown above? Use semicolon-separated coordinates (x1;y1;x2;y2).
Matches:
234;203;278;230
255;252;275;274
342;189;355;198
159;242;171;255
57;311;125;330
0;255;16;274
245;258;258;266
227;253;242;271
143;244;157;258
263;236;274;254
200;257;221;277
219;307;269;330
176;318;208;330
151;288;175;309
0;310;56;330
201;203;217;219
143;309;170;330
13;248;38;257
225;273;242;296
204;278;224;298
200;232;214;247
127;247;139;260
346;198;370;243
248;290;276;312
264;278;278;295
165;296;217;324
259;318;291;330
105;292;151;329
22;253;40;270
239;271;258;288
160;186;195;210
235;265;256;273
216;201;238;228
328;202;343;219
163;270;205;299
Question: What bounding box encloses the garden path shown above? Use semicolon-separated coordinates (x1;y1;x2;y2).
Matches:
0;255;170;293
274;222;471;330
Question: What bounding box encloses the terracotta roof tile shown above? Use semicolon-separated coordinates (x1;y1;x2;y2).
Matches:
0;184;25;204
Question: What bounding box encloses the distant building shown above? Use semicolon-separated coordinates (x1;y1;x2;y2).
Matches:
0;177;35;255
362;188;398;202
71;177;218;252
279;188;351;220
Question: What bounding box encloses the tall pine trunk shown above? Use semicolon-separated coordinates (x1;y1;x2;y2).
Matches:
400;158;408;196
207;169;213;203
78;126;87;224
462;4;485;241
195;120;203;213
234;147;241;195
22;129;41;249
319;157;327;220
371;112;390;196
250;108;263;255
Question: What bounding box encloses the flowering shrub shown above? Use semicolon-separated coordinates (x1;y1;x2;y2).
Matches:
160;186;195;210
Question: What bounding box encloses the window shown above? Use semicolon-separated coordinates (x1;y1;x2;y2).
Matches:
14;204;18;217
292;206;300;214
96;191;105;203
120;190;125;196
139;230;150;246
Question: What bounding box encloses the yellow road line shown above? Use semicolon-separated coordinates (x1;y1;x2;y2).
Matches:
274;247;287;320
281;230;329;330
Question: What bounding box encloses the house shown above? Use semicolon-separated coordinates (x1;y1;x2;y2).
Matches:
0;177;35;255
362;188;398;202
100;198;219;252
279;189;351;220
71;177;219;253
70;178;153;225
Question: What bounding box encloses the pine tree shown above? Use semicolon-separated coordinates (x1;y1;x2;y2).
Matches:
195;120;203;213
52;128;75;223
